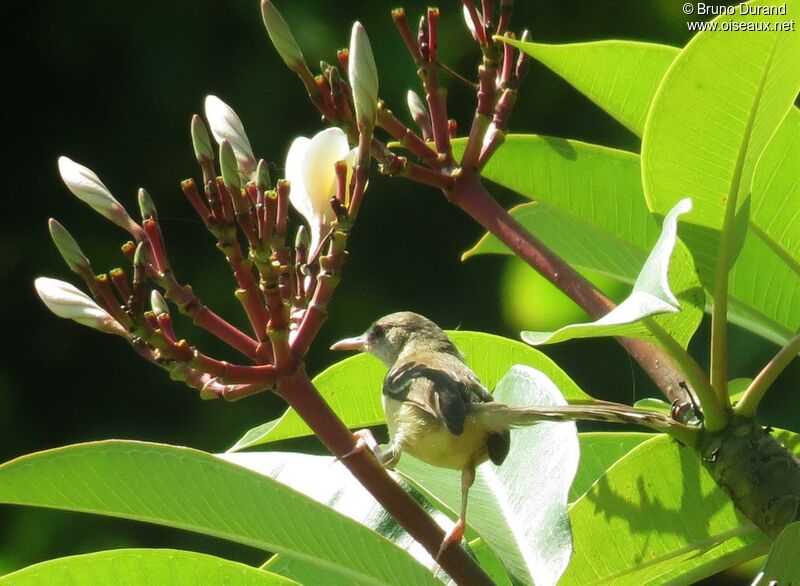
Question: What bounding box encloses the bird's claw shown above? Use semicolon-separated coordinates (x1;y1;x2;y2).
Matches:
337;428;380;462
436;518;465;561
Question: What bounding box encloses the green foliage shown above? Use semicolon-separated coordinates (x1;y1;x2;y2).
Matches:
0;441;435;585
564;430;800;585
641;5;800;296
757;522;800;583
0;549;298;586
500;7;800;345
229;331;593;452
457;137;703;349
520;199;690;346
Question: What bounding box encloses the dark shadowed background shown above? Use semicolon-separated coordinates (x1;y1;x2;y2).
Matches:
2;0;796;581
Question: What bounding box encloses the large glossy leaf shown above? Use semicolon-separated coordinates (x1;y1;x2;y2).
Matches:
756;521;800;584
229;332;593;452
502;39;678;135
750;108;800;273
492;11;800;345
569;432;651;503
220;450;449;581
396;365;579;586
521;199;689;346
457;137;703;348
641;2;800;296
0;441;437;586
562;430;800;585
0;549;297;586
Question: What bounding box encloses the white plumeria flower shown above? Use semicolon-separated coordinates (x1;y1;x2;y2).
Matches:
285;127;356;256
204;95;257;180
34;277;127;336
57;156;140;236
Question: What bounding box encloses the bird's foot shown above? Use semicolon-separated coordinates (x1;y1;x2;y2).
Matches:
435;518;465;561
337;429;380;462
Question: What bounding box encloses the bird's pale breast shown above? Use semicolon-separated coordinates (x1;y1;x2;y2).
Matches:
384;395;490;470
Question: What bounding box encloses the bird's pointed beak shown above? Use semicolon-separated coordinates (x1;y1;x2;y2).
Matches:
330;334;367;352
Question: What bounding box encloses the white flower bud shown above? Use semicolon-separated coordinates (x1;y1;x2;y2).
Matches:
348;22;378;130
204;95;257;180
48;219;90;274
35;277;126;336
150;290;170;316
57;156;139;235
260;0;306;72
285;128;356;255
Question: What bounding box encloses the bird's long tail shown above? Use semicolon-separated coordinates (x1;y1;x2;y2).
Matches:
475;402;686;435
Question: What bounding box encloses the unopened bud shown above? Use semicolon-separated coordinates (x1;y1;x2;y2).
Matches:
261;0;306;72
138;188;157;220
295;224;309;251
348;22;378;130
150;290;170;316
133;241;149;270
219;140;242;192
58;156;139;235
256;159;271;191
204;95;257;180
462;5;479;41
48;219;91;274
191;114;215;163
406;90;431;134
35;277;127;336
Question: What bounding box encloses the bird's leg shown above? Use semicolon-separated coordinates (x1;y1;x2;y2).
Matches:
339;429;399;468
436;464;476;560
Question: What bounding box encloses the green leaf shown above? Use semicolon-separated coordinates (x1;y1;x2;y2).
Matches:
220;450;449;580
467;539;514;586
229;331;593;451
396;365;579;586
493;25;800;345
521;199;690;345
641;4;800;294
757;521;800;584
569;432;651;502
750;108;800;274
562;430;800;585
501;39;678;135
458;136;703;348
0;441;437;586
0;549;297;586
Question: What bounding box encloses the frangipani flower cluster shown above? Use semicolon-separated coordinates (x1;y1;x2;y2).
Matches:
285;127;356;257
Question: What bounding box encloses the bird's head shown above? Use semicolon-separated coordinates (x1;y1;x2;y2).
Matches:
330;311;459;367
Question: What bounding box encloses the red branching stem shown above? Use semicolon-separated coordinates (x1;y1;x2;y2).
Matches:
497;0;513;35
203;180;226;226
275;180;290;242
336;48;349;73
216;381;274;401
500;36;515;87
275;369;494;585
379;155;455;191
391;8;423;64
461;63;497;170
142;219;170;274
109;268;132;305
158;272;265;362
156;313;177;342
180;179;211;224
376;102;441;167
450;171;613;317
94;273;133;328
348;133;372;219
481;0;494;28
462;0;487;46
192;352;278;385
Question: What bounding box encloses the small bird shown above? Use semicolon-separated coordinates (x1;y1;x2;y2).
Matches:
331;311;679;559
330;311;515;559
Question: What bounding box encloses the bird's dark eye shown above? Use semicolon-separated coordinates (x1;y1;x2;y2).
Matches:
371;324;384;338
